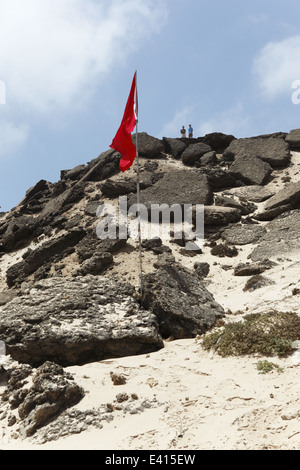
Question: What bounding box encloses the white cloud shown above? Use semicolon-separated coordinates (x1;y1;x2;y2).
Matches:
0;120;29;159
159;106;195;138
0;0;168;114
253;35;300;99
199;103;252;138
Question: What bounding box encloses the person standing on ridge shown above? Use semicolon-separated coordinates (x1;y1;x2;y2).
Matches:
188;124;193;138
180;126;186;138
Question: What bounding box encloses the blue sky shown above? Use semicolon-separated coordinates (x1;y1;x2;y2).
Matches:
1;0;300;212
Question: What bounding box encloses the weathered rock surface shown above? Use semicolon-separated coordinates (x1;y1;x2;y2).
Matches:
129;170;213;210
285;128;300;150
162;138;187;159
142;264;225;339
222;224;266;245
6;228;86;287
224;137;291;167
181;142;212;165
228;155;273;186
223;185;274;203
264;181;300;211
201;206;241;226
135;133;165;158
1;361;84;437
0;276;164;367
201;132;236;153
250;210;300;261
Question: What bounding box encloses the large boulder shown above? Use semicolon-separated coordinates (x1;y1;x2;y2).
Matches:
134;133;165;158
224;137;291;168
224;185;274;203
128;169;213;210
201;206;241;226
228;155;273;186
6;228;86;287
202;132;236;153
1;362;85;437
0;276;164;367
162;138;187;159
221;224;266;245
285;129;300;150
250;210;300;261
181;142;212;165
263;181;300;211
142;263;225;339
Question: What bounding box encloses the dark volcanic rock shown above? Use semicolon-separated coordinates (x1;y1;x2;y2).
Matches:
224;137;291;167
202;132;236;153
228;155;273;186
225;185;273;203
135;133;165;158
285;128;300;150
201;206;241;226
162;138;187;159
196;167;236;190
142;264;225;339
234;259;276;276
6;228;86;287
264;181;300;211
100;172;158;198
181;142;212;165
129;170;213;210
2;362;84;437
0;215;40;252
0;276;164;367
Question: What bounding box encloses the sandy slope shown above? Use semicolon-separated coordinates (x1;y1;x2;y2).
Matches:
1;152;300;451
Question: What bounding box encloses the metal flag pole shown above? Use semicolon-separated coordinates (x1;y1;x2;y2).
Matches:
134;71;143;304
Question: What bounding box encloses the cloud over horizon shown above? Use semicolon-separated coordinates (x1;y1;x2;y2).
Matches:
0;0;168;114
253;35;300;99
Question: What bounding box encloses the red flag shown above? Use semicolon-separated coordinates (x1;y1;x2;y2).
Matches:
110;72;138;172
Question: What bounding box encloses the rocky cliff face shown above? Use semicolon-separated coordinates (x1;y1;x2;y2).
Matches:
1;128;300;441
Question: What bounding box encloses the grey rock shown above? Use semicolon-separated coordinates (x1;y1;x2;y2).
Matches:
250;210;300;261
0;276;164;367
210;243;238;258
234;259;276;276
2;361;84;437
196;167;236;190
6;228;86;287
135;133;165;158
199;151;218;166
162;138;187;159
264;181;300;211
181;142;212;165
202;132;236;153
285;128;300;150
215;195;257;215
224;137;291;167
222;224;266;245
129;170;213;210
225;185;273;203
142;264;225;339
193;262;210;279
228;155;273;186
200;206;241;226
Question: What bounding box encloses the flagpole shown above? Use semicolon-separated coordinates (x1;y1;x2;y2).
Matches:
135;70;143;304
